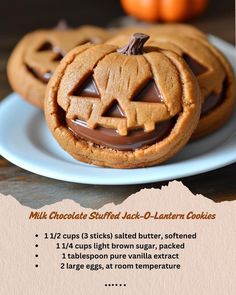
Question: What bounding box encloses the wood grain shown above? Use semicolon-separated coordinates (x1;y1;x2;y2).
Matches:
0;12;235;208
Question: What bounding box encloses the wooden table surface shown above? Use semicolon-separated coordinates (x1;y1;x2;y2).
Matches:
0;12;235;208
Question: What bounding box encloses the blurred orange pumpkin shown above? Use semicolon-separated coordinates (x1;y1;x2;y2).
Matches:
120;0;208;22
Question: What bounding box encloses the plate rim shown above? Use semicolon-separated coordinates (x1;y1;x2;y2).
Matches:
0;93;236;185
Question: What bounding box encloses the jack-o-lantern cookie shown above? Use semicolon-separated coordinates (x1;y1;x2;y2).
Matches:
108;33;236;139
7;25;110;109
45;33;201;168
148;35;236;139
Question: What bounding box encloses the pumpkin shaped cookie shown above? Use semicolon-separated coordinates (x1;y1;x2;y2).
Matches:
7;25;110;109
45;33;201;168
108;32;236;139
149;35;236;139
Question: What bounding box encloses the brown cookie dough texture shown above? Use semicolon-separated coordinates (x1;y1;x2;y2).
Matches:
114;23;208;40
7;26;110;109
108;32;236;139
45;35;201;168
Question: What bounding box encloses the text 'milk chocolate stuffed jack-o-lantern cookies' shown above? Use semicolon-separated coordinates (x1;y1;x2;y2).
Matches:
108;32;236;139
45;33;201;168
7;24;110;109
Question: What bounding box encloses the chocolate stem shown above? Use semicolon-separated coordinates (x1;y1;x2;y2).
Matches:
117;33;150;55
55;19;70;30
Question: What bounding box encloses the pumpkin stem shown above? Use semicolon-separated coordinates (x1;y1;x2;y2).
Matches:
117;33;150;55
55;19;70;30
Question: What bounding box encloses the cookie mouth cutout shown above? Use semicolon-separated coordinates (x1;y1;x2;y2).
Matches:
66;68;177;151
25;64;53;83
66;116;177;151
201;79;227;117
182;53;227;118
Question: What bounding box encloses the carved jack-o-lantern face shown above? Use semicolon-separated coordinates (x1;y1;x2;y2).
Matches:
45;33;200;163
55;33;186;151
147;35;226;110
107;33;235;139
25;27;109;84
7;25;110;108
45;33;201;167
108;33;225;107
146;34;235;139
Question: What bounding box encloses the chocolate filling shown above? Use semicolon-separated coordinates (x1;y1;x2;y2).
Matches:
37;42;53;52
66;79;226;149
183;54;208;76
66;79;175;151
133;80;163;102
72;77;100;98
183;53;226;117
67;118;175;151
25;64;53;84
201;80;227;117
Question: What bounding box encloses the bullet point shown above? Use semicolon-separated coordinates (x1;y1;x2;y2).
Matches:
35;244;38;248
35;254;38;258
35;234;38;237
35;264;38;268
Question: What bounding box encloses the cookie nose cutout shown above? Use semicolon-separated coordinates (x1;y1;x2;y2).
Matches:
102;100;126;118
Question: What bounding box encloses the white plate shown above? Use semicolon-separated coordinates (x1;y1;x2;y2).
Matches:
0;36;236;185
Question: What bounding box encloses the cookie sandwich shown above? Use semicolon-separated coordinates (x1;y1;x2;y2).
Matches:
7;24;110;109
45;33;201;168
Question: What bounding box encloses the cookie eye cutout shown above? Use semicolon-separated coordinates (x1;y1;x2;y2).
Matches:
37;41;64;61
71;76;100;98
25;64;53;84
102;100;126;118
183;53;208;76
52;52;64;61
132;80;164;103
37;42;53;52
25;41;65;83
